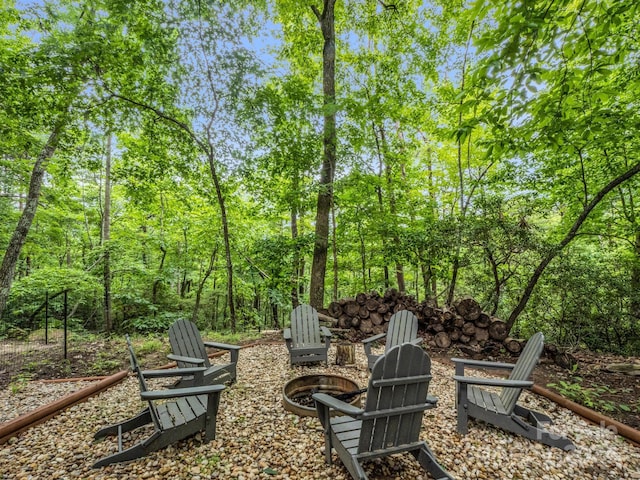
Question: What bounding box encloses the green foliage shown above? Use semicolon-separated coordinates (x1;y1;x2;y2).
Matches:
89;353;122;375
1;0;639;354
123;312;184;334
137;337;165;355
9;373;33;395
200;329;261;345
547;378;637;415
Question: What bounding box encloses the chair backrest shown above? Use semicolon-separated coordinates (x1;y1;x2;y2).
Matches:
385;310;418;353
358;343;432;453
290;304;321;347
500;332;544;413
169;319;212;369
125;335;161;430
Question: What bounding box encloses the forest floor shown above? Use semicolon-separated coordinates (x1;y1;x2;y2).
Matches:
0;330;638;430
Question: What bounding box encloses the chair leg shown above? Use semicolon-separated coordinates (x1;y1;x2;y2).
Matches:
316;404;333;465
514;404;552;426
93;431;163;468
455;384;469;434
413;443;455;480
205;392;221;441
94;409;152;440
510;406;575;451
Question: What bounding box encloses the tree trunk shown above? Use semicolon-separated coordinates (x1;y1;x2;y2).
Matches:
309;0;337;310
309;0;337;309
152;245;166;305
331;201;338;302
335;343;355;366
631;229;640;318
206;154;237;332
448;21;476;306
290;173;302;308
192;247;217;323
102;133;113;333
0;121;65;320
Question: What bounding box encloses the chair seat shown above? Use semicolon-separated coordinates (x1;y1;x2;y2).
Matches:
330;416;362;455
155;395;207;430
468;386;508;415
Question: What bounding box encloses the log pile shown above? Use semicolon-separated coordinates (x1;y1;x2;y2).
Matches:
322;289;525;356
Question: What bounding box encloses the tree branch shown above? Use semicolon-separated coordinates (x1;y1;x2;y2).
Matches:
507;161;640;330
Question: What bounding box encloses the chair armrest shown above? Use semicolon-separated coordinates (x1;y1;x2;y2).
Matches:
141;384;225;401
426;395;438;406
283;328;292;340
320;326;332;338
203;341;241;351
453;375;534;389
409;337;423;345
141;366;207;378
451;357;516;371
167;354;205;365
312;392;364;417
362;333;386;345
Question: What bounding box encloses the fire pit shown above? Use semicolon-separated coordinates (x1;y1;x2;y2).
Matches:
282;374;362;417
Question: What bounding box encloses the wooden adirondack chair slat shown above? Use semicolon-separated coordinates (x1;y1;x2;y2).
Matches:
453;332;575;451
362;310;421;371
168;319;240;386
313;343;454;480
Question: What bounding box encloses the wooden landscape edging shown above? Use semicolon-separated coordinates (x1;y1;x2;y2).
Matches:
531;384;640;447
0;369;128;445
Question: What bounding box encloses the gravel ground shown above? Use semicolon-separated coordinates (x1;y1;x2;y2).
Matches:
0;380;96;424
1;344;639;479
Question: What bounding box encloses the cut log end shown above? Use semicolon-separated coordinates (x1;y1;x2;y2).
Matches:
434;331;451;349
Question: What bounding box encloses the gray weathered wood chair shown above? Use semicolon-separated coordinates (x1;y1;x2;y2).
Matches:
168;319;240;386
93;336;225;467
453;332;575;450
362;310;421;370
284;304;332;365
313;343;454;480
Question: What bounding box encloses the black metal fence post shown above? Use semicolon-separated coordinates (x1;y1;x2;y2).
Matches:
45;291;49;345
63;289;68;360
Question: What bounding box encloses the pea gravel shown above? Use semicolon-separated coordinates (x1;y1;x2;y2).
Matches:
1;344;639;479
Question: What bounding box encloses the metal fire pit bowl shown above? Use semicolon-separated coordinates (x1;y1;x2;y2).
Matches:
282;374;362;417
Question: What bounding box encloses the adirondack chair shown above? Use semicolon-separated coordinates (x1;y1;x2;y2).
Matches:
168;319;240;387
93;336;225;468
453;332;575;451
284;304;332;365
313;343;454;480
361;309;421;370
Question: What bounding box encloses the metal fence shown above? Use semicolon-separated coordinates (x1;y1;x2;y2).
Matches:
0;291;70;385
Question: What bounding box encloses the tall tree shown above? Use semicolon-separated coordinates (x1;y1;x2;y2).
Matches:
0;117;69;318
309;0;338;310
101;133;113;332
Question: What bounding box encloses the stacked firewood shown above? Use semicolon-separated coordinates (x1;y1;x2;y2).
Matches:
321;289;525;355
